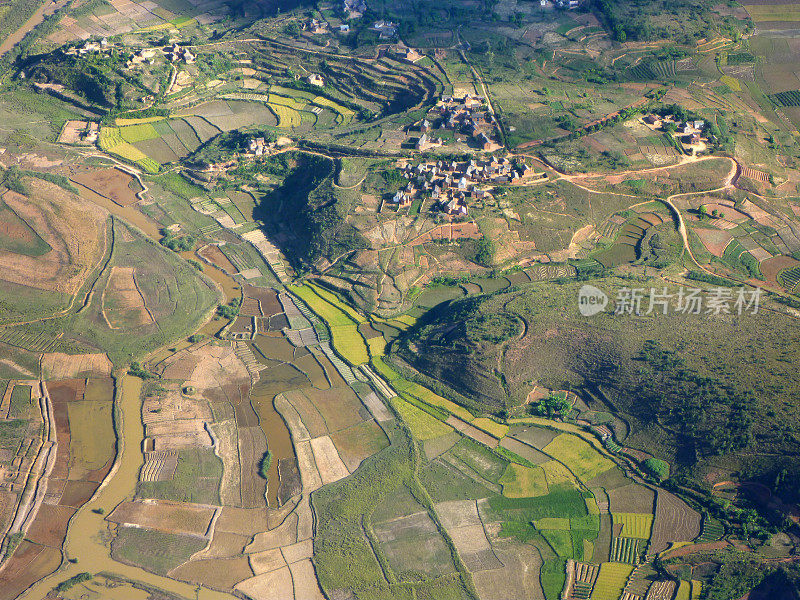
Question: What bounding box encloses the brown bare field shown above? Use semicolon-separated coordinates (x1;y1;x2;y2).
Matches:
235;567;294;600
238;425;268;509
282;390;328;438
447;415;499;448
650;490;701;554
436;500;502;572
246;511;299;554
194;531;250;559
216;506;271;537
471;537;545;600
0;541;62;600
242;285;283;316
59;480;100;507
694;227;733;257
42;353;112;380
102;266;153;329
761;255;800;287
310;435;351;484
250;548;286;574
606;484;655;513
198;244;238;274
169;556;255;591
72;168;142;207
330;420;390;471
409;222;482;246
25;503;76;547
288;559;326;600
107;500;215;537
0;181;106;295
306;386;366;432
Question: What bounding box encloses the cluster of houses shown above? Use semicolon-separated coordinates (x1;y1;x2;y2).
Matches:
391;158;538;217
417;93;501;151
343;0;366;18
246;137;278;156
539;0;582;7
163;43;195;64
64;38;111;56
373;20;397;39
643;113;707;148
307;17;351;34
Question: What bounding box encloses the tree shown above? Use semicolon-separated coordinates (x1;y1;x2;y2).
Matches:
642;458;670;481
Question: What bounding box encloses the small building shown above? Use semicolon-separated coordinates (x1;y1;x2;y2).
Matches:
392;190;411;208
644;114;661;126
476;132;493;151
397;46;422;62
308;73;325;87
420;119;431;133
339;24;350;32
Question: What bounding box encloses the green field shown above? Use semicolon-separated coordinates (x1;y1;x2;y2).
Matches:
0;200;52;257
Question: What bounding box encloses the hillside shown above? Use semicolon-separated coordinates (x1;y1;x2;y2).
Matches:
396;277;800;465
254;152;368;269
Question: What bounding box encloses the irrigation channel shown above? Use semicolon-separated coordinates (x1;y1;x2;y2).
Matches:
19;184;296;599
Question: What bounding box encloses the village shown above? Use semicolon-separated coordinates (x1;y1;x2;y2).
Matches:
390;156;544;217
413;92;503;152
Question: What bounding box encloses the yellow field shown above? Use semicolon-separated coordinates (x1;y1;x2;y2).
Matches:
367;336;386;357
744;4;800;21
586;496;600;515
612;513;654;540
592;563;634;600
289;285;354;326
471;417;508;438
534;517;570;530
392;378;473;421
330;325;369;366
307;283;366;323
675;581;691;600
269;103;302;128
268;93;308;110
115;117;165;126
99;126;159;173
499;463;549;498
543;434;616;481
391;397;453;440
720;75;741;91
313;96;355;124
541;460;578;487
119;123;160;143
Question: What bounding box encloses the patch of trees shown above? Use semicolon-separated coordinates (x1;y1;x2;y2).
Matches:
217;298;241;319
474;237;495;267
641;457;669;481
633;340;755;459
159;229;195;252
529;393;572;419
258;450;273;480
